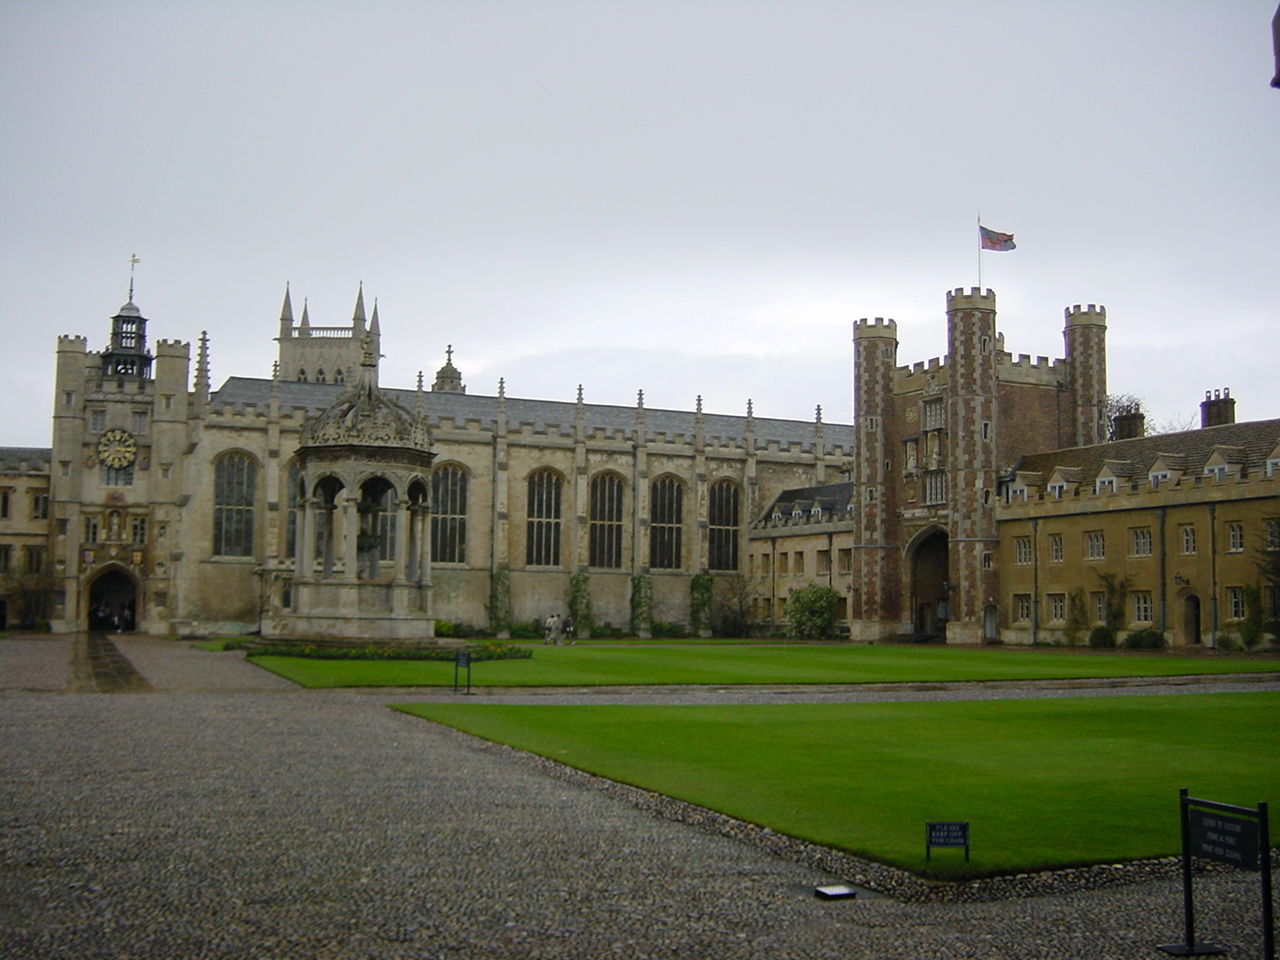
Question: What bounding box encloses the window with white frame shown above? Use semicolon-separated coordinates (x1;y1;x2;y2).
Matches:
1132;592;1153;623
1204;464;1227;481
1092;591;1106;624
922;399;944;431
1047;593;1066;622
1226;522;1244;553
1085;531;1105;559
1048;482;1065;499
1226;586;1246;621
1096;477;1115;494
1014;537;1032;565
1131;527;1152;557
1014;594;1032;622
1049;533;1063;562
1267;458;1280;478
1180;524;1197;555
1149;471;1170;489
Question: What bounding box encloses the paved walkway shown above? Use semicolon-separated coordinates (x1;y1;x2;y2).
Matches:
1;635;1275;959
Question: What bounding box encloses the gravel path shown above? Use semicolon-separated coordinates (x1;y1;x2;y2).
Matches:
1;635;1275;959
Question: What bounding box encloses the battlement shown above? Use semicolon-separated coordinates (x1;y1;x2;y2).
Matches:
853;317;898;339
906;356;947;375
155;339;190;357
946;287;996;310
57;335;88;352
1065;303;1106;325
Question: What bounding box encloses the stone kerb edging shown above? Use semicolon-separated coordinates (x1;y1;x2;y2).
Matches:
432;722;1261;904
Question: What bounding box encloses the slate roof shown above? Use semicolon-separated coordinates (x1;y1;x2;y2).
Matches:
1009;418;1280;481
0;448;52;472
211;378;858;450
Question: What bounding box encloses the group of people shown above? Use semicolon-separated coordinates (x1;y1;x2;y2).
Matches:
543;613;574;644
88;603;134;632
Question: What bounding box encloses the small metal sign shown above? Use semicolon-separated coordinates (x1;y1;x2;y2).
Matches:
1159;789;1273;959
1188;805;1259;870
453;649;473;694
926;821;970;861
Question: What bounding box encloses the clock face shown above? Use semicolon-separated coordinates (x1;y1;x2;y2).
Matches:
97;428;137;469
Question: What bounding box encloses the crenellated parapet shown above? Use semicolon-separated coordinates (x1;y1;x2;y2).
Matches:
853;317;898;340
946;286;997;312
1065;303;1107;326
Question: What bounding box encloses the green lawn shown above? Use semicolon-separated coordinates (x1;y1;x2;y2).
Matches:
251;642;1280;689
396;692;1280;880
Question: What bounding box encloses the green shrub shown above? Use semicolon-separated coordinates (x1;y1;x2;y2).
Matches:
509;619;543;641
690;573;714;634
1123;628;1166;650
651;620;690;639
787;584;841;640
1088;626;1116;648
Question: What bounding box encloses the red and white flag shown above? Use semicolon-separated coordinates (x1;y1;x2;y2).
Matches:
979;225;1016;251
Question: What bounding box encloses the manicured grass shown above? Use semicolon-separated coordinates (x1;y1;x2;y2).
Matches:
250;642;1280;689
396;692;1280;880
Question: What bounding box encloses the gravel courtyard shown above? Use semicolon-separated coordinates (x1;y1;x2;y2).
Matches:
1;635;1274;959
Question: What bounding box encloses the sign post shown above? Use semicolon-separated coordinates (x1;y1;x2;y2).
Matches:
1159;789;1272;959
453;649;472;695
926;821;970;862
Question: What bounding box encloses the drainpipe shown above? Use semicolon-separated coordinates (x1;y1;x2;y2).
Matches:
1208;503;1219;647
1031;518;1040;644
1157;507;1167;635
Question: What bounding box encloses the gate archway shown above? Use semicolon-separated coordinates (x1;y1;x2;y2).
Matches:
909;528;949;637
88;568;138;631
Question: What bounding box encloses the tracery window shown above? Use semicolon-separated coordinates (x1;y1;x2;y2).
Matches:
432;464;468;564
213;452;257;557
649;476;683;570
708;479;740;571
589;472;624;569
526;469;563;566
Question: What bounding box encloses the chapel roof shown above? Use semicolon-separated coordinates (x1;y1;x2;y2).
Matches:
0;447;52;473
211;378;857;450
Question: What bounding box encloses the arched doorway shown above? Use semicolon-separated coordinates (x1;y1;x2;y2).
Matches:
910;529;949;637
1181;594;1202;645
88;568;138;631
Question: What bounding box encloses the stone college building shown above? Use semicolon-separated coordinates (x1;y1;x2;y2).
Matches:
1;283;1275;645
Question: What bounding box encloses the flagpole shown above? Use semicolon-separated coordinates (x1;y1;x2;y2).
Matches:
977;214;983;289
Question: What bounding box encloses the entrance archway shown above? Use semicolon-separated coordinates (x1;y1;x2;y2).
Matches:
910;529;949;637
88;568;138;631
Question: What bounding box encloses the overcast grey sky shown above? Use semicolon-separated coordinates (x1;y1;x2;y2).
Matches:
2;1;1276;448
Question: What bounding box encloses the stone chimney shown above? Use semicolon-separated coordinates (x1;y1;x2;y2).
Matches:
1200;388;1236;428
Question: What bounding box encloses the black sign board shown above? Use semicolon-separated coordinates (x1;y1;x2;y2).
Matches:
453;649;473;694
926;821;969;861
1189;805;1259;870
1159;790;1272;960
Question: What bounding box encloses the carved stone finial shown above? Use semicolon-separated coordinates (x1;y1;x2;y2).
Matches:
576;383;584;404
696;395;703;414
498;377;506;399
815;404;823;423
637;389;644;408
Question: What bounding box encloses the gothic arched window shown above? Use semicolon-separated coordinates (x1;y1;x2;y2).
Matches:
334;368;345;384
316;368;326;384
649;475;683;570
297;368;307;382
432;464;468;564
708;479;741;571
526;469;563;567
213;452;257;557
589;472;624;569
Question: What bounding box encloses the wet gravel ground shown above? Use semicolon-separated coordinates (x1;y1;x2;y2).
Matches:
1;636;1276;959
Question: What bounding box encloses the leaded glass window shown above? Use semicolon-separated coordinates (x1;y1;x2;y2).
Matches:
526;469;562;566
649;476;683;570
589;472;624;569
213;452;256;557
708;479;740;571
432;464;468;564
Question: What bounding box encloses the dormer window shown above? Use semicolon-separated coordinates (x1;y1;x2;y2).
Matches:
810;505;823;519
1204;465;1227;481
771;511;782;523
1047;482;1065;499
1096;477;1116;494
1149;471;1170;489
1268;458;1280;479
